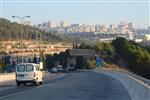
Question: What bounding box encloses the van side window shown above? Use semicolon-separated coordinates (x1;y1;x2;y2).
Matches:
17;65;25;72
26;65;34;72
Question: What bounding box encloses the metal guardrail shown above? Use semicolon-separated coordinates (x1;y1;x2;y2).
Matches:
100;68;150;87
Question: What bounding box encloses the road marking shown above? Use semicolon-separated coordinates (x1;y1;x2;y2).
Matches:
126;74;150;89
94;69;150;89
0;73;72;99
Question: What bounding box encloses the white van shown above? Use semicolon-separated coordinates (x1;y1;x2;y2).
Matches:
16;63;43;86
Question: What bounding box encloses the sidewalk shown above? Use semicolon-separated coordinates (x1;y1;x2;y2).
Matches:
0;73;15;82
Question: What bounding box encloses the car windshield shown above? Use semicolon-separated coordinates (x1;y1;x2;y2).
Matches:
26;64;34;72
17;65;25;72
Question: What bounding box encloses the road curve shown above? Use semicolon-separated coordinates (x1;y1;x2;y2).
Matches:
1;71;131;100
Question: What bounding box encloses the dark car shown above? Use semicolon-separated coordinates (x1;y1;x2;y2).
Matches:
5;64;14;73
63;68;68;73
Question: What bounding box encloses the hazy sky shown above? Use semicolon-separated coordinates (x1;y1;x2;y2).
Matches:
0;0;149;28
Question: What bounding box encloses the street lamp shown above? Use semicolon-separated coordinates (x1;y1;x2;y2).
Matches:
35;30;43;69
12;15;31;63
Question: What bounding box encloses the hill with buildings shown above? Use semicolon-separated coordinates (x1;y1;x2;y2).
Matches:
0;18;72;42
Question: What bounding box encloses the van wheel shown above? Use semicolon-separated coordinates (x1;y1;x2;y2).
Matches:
17;82;20;86
39;82;43;85
34;82;38;86
23;82;26;86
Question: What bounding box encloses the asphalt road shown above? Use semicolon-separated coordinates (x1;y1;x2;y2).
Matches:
0;71;131;100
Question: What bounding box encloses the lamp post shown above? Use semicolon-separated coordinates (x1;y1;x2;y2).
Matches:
38;31;43;69
12;16;30;63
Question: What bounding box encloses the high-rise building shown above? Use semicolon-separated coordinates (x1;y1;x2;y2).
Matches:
128;23;133;30
42;22;47;29
47;19;57;28
84;25;90;32
60;21;69;27
147;26;150;33
128;32;134;40
90;25;95;32
109;24;115;33
38;24;42;28
95;25;101;32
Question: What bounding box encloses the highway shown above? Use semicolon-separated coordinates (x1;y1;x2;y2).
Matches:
0;71;131;100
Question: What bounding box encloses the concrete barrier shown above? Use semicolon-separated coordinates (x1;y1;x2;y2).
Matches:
95;69;150;100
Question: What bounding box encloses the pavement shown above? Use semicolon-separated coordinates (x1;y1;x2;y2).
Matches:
0;73;15;82
0;70;131;100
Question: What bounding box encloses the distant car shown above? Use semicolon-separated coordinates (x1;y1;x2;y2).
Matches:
47;68;51;72
51;67;58;73
57;65;63;72
16;63;43;86
63;68;68;73
5;64;14;73
68;64;75;71
68;67;75;71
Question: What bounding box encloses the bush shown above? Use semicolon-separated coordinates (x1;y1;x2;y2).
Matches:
86;59;96;69
0;62;5;73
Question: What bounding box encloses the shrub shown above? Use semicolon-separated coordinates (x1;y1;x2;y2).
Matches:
86;59;96;69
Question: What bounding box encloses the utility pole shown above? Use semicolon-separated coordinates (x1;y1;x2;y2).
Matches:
12;16;30;63
38;31;43;70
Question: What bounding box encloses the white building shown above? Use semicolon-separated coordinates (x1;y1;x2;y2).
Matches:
143;34;150;41
128;22;133;30
47;19;57;28
128;32;134;40
60;21;69;27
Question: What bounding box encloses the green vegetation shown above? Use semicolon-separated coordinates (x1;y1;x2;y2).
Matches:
0;18;72;42
78;38;150;79
112;37;150;79
77;42;114;69
78;42;114;58
86;59;96;69
0;18;36;40
94;42;114;57
0;61;5;73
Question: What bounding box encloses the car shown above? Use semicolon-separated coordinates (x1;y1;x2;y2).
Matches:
15;63;43;86
63;68;68;73
68;63;75;71
57;65;63;72
68;66;75;71
47;68;51;72
51;67;58;73
5;64;14;73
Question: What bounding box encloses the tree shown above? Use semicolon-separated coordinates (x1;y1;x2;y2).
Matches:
112;37;150;79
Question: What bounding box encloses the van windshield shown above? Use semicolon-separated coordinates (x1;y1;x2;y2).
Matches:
26;64;34;72
17;65;25;72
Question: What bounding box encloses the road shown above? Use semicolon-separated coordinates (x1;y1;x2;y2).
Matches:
0;71;131;100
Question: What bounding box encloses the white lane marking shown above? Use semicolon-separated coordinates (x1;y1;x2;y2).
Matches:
0;73;72;99
94;69;150;89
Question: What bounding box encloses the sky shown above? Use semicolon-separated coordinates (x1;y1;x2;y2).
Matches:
0;0;150;28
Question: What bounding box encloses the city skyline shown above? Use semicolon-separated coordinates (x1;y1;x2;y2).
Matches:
0;0;149;28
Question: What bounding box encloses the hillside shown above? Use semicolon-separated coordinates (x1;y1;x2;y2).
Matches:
0;18;70;42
